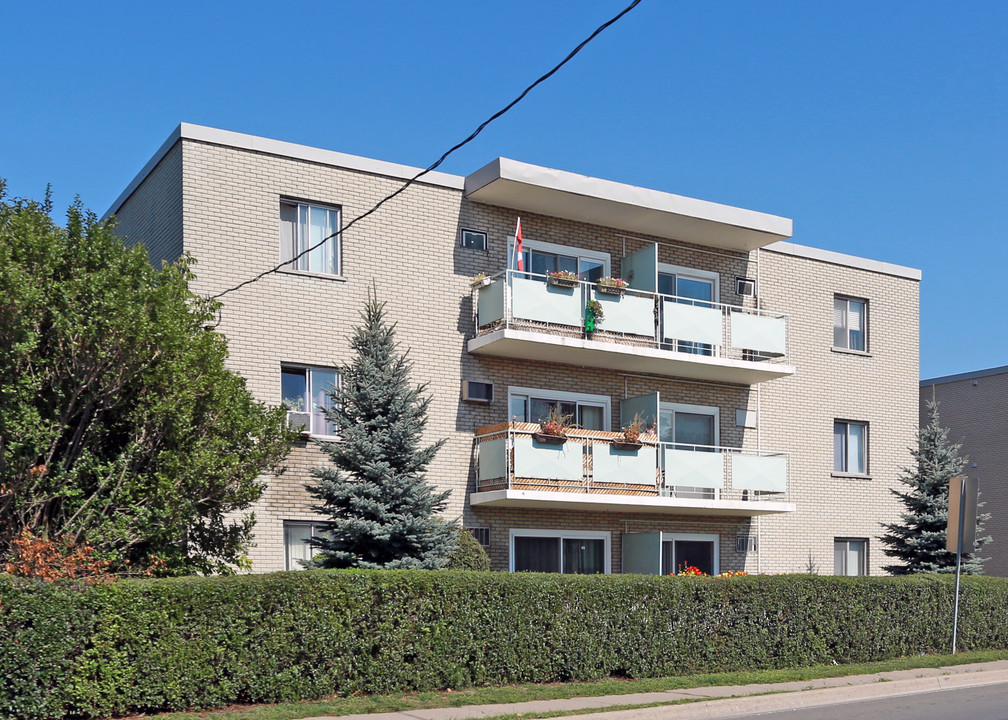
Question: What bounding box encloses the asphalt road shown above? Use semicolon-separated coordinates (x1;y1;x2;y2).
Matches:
729;681;1008;720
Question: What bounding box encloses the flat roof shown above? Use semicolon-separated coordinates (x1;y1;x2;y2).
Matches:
464;157;793;252
106;124;920;280
921;365;1008;386
764;241;922;281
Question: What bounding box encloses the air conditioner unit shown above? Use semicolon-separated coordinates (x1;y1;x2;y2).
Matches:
462;380;493;403
286;411;312;434
736;277;756;297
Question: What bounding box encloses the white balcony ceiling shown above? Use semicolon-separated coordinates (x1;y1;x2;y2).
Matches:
465;158;793;252
468;329;795;385
470;489;795;517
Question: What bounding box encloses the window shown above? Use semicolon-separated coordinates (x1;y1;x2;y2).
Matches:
660;403;720;498
280;200;340;275
833;420;868;474
834;538;867;576
661;533;720;575
833;296;867;351
284;520;327;570
510;529;610;573
469;527;491;547
460;229;487;250
281;366;339;436
511;237;610;283
508;387;610;431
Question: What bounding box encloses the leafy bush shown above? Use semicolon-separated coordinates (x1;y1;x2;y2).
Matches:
3;571;1008;718
444;528;490;571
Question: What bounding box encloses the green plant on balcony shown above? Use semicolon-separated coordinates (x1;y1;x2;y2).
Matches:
597;275;628;296
585;298;604;337
546;269;579;289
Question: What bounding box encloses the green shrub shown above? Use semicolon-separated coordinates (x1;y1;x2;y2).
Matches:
444;529;491;571
2;571;1007;719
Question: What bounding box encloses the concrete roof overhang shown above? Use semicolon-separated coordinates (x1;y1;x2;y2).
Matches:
464;158;793;252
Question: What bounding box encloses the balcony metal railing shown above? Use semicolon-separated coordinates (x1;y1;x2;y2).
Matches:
473;269;790;365
474;422;789;504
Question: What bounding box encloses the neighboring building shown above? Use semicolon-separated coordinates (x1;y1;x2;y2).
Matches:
108;123;921;576
920;366;1008;576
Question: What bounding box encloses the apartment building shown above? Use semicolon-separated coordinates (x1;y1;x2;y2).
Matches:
920;366;1008;576
108;124;921;576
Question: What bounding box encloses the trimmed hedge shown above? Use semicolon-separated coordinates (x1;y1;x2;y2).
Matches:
2;571;1008;719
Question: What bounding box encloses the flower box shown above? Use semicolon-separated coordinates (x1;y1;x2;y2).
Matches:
597;284;626;297
612;441;643;451
548;275;579;290
532;432;567;445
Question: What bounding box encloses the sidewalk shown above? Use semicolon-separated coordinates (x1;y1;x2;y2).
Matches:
307;660;1008;720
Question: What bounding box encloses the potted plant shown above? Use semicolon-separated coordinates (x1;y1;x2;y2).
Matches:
597;276;629;296
613;412;648;451
470;272;491;288
532;406;570;445
585;298;604;338
547;269;579;289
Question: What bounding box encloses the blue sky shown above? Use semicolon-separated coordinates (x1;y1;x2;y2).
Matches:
2;1;1006;379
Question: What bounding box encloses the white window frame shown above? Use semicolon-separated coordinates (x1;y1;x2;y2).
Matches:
833;420;868;475
659;402;721;447
834;537;868;576
509;528;612;574
508;236;612;277
283;520;327;571
508;386;612;430
661;532;720;576
281;364;340;439
833;295;868;352
279;199;342;277
657;262;721;303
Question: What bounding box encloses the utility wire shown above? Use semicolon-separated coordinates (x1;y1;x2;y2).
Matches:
211;0;642;300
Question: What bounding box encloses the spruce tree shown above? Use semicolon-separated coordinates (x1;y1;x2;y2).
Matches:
307;293;456;569
881;400;990;574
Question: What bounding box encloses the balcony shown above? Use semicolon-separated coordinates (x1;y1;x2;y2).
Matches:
468;271;794;385
471;423;794;517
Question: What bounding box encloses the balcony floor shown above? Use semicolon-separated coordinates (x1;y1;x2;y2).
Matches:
468;327;795;384
470;488;795;517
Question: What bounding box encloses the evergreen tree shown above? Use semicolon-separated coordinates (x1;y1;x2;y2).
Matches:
307;293;456;569
881;400;990;574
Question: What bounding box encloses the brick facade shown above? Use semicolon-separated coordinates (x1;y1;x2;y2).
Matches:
110;125;920;576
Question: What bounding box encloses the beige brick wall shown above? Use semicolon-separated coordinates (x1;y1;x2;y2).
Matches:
758;249;919;575
114;134;919;576
112;142;184;268
921;372;1008;576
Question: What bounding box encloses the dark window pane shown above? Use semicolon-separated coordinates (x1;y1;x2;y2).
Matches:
281;368;307;411
674;540;715;575
530;250;555;277
562;538;605;574
514;536;560;572
557;254;578;275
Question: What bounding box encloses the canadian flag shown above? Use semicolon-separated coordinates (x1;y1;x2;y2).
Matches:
514;217;524;271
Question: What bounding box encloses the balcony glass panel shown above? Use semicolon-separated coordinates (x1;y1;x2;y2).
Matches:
593;443;658;485
730;312;786;356
662;447;723;488
510;276;582;326
661;300;722;347
731;454;787;493
513;434;583;481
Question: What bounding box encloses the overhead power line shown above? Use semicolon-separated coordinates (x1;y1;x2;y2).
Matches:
211;0;642;300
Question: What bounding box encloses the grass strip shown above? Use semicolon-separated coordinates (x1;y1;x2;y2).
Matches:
134;649;1008;720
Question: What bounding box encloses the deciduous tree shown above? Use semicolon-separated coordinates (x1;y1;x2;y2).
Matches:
0;184;292;574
